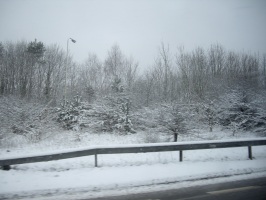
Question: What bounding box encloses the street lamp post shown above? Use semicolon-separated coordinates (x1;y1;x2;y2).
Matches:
64;37;76;106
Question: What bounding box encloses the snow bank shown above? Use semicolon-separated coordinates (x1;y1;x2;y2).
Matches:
0;146;266;200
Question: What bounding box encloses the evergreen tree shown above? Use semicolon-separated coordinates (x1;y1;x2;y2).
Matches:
23;39;46;98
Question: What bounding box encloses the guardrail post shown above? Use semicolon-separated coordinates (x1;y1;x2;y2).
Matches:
95;154;98;167
179;150;183;162
248;146;252;160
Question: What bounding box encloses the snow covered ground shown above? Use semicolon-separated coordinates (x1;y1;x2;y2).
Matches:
0;130;266;200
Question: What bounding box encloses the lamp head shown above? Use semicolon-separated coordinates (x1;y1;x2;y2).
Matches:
70;38;76;43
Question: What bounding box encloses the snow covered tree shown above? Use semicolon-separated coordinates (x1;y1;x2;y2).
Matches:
201;101;215;132
111;76;124;93
26;39;46;98
57;95;83;130
168;107;187;141
157;105;187;142
99;77;135;133
217;90;266;135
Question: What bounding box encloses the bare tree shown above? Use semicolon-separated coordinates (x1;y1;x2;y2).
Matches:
190;47;209;100
79;53;103;98
137;69;155;106
103;44;126;94
42;44;65;102
262;54;266;89
123;57;138;92
176;46;193;102
208;44;225;77
0;42;5;95
104;44;124;77
225;51;241;85
159;43;172;101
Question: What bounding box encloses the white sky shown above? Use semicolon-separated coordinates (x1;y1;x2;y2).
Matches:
0;0;266;71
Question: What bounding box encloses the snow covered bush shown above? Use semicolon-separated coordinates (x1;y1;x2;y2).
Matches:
56;95;85;131
96;95;136;134
217;89;266;135
0;96;58;144
157;105;187;141
198;101;216;132
134;104;187;141
92;77;136;134
55;88;136;134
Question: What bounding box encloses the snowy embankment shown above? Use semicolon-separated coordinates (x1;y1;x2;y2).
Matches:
1;157;266;200
0;133;266;200
0;131;266;199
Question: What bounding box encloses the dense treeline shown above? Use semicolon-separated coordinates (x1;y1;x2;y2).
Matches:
0;40;265;106
139;43;265;105
1;39;266;142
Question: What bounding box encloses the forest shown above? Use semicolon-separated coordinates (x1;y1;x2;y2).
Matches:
0;40;266;145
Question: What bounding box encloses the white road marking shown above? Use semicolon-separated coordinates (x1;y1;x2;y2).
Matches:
176;194;211;200
208;186;261;195
176;186;262;200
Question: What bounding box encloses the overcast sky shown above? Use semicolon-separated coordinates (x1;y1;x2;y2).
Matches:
1;0;266;71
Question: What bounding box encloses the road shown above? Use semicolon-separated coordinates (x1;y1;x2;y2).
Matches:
85;177;266;200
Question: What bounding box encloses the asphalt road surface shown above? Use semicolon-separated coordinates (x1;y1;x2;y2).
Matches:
85;177;266;200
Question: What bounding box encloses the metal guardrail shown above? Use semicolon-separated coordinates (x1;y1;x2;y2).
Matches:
1;138;266;170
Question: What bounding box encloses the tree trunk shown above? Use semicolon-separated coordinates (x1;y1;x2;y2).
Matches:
174;133;178;142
